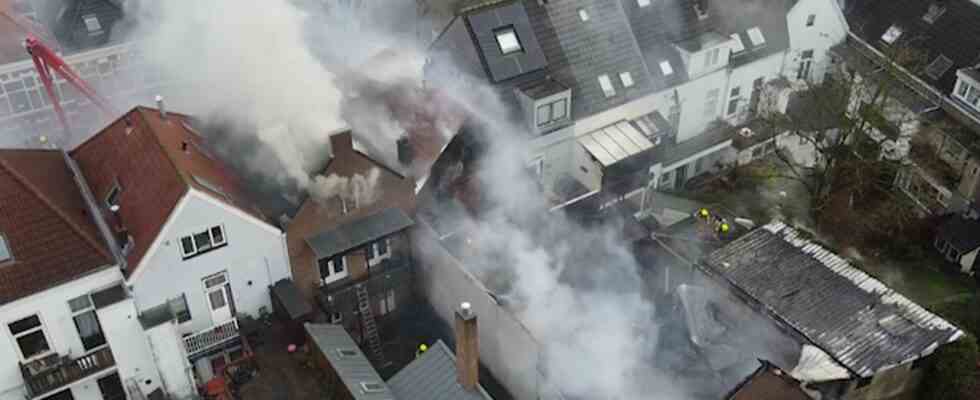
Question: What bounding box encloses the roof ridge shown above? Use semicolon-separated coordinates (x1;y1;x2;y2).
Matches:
135;107;194;188
0;153;113;262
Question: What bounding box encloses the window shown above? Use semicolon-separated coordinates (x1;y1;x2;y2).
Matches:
318;255;347;283
925;55;953;80
378;289;397;316
578;8;589;21
360;382;386;393
82;14;102;33
374;239;389;258
797;49;814;80
494;27;522;55
703;48;720;68
668;103;680;127
806;14;815;27
8;315;50;360
40;389;73;400
659;60;673;76
169;294;191;323
923;4;946;24
97;373;126;400
179;225;226;259
694;157;705;173
958;81;970;97
598;74;616;97
105;183;121;210
727;86;741;116
536;99;568;126
730;34;746;53
619;72;634;88
747;27;765;46
637;0;651;6
69;294;106;351
882;25;902;44
0;234;10;263
704;88;720;117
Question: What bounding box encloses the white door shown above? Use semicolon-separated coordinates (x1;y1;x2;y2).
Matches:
204;273;232;324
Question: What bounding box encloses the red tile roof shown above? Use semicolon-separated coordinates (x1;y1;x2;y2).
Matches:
71;106;268;276
0;149;114;305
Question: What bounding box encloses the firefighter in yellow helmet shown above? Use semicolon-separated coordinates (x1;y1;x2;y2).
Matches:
718;221;731;234
697;208;710;219
416;343;428;358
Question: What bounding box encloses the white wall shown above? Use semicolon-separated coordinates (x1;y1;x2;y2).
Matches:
129;190;292;336
97;298;166;399
724;55;786;125
961;248;979;274
787;0;849;83
0;267;124;400
145;323;196;399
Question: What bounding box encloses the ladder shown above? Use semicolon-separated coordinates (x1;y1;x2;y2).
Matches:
355;284;387;366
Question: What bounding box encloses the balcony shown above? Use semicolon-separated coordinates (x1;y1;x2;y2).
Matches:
183;319;239;357
20;347;115;399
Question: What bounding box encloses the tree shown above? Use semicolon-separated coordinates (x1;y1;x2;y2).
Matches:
919;335;979;400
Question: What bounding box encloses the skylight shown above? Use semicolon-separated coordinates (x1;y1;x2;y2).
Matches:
578;8;589;21
747;27;765;46
881;24;903;44
360;382;385;393
637;0;651;7
925;54;954;80
922;3;947;24
619;72;634;88
494;27;523;55
659;60;674;76
0;234;10;262
82;14;101;33
730;33;746;53
598;74;616;97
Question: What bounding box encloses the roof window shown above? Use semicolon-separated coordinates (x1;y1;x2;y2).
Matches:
0;234;11;263
637;0;651;7
730;33;746;53
881;24;902;44
747;27;766;46
105;183;122;212
337;348;358;358
925;54;954;80
659;60;674;76
922;3;947;24
82;14;102;33
360;382;385;393
578;8;589;21
619;72;634;88
598;74;616;97
494;26;523;55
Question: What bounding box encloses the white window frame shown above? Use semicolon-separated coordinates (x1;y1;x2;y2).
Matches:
536;98;568;127
83;14;102;33
882;25;902;44
598;74;616;97
659;60;673;76
179;225;227;259
494;27;522;55
368;238;392;267
747;27;765;46
726;86;741;116
730;34;746;53
7;314;54;362
578;8;589;21
619;72;634;88
318;254;348;285
704;88;720;117
68;293;107;352
0;233;11;263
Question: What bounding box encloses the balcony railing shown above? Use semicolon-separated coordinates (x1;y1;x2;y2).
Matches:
183;319;239;357
20;346;115;398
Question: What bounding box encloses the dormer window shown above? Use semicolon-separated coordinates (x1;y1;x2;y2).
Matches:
747;27;765;47
881;25;902;45
923;3;946;24
494;27;523;55
637;0;651;6
955;79;980;108
537;98;568;127
0;234;11;263
659;61;674;76
730;34;746;53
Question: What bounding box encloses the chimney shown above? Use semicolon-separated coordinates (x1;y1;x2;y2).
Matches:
330;131;353;155
397;135;414;165
155;95;167;120
455;301;479;391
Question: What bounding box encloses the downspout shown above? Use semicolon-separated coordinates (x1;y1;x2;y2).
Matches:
62;150;127;271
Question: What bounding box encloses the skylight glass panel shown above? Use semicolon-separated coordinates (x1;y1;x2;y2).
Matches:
578;9;589;21
83;14;101;32
495;27;522;55
730;33;746;53
637;0;651;7
598;74;616;97
0;234;10;262
659;60;673;76
882;25;903;44
923;4;946;24
747;27;765;46
925;54;954;80
619;72;634;88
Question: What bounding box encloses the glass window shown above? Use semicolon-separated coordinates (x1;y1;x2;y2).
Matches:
578;8;589;21
105;184;121;209
211;226;225;245
193;232;212;252
958;81;969;97
553;99;567;119
494;27;522;55
659;60;673;76
881;25;902;44
0;234;10;262
747;27;766;46
97;373;125;400
619;72;634;88
333;256;345;274
318;257;331;280
73;310;106;350
704;89;720;117
598;74;616;97
9;91;29;113
376;239;389;258
83;14;102;32
730;34;746;53
536;104;550;125
9;315;41;335
637;0;650;6
8;315;50;359
806;14;815;27
180;237;195;256
169;294;191;323
208;290;227;310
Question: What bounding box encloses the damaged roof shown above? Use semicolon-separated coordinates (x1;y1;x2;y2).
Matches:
388;339;494;400
703;221;964;378
726;361;812;400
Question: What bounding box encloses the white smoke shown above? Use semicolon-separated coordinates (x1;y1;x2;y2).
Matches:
309;167;382;207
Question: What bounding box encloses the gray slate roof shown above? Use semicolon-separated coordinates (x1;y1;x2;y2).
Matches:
388;340;494;400
305;324;394;400
702;221;964;378
306;208;414;259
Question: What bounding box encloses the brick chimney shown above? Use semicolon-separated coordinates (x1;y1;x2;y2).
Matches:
455;301;479;391
330;131;353;156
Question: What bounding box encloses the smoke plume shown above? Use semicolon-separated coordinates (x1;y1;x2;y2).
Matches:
309;167;382;207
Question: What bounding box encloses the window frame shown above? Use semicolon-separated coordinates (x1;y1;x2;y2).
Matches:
0;233;11;263
179;224;227;260
747;27;766;46
7;314;54;361
68;293;107;352
659;60;673;76
806;14;815;27
105;182;121;210
536;98;568;127
637;0;651;7
619;71;634;88
704;88;720;117
598;74;616;98
493;26;523;55
169;294;192;324
726;86;741;116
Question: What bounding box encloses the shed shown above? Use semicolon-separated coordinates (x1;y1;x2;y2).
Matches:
305;323;392;400
270;279;315;345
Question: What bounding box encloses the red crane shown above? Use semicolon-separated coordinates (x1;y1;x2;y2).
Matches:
0;8;117;136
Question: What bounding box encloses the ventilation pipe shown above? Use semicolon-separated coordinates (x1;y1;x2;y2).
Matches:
155;95;167;120
455;301;479;391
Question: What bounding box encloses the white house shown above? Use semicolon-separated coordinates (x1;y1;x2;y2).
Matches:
0;149;170;400
70;105;293;385
425;0;848;204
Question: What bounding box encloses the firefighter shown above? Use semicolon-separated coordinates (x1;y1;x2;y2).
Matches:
718;220;731;235
416;343;428;358
696;208;710;220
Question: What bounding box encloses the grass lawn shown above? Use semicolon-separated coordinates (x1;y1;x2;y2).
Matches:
855;255;976;306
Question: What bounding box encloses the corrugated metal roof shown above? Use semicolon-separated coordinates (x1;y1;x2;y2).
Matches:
703;222;965;377
578;121;655;166
306;208;414;259
388;340;494;400
305;324;394;400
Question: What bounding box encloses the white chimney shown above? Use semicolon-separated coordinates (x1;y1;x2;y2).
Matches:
155;95;167;120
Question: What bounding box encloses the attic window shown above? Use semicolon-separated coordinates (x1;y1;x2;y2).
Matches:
0;234;11;263
494;27;523;55
659;60;674;76
598;74;616;97
619;72;634;88
922;4;947;24
637;0;651;7
747;27;766;46
730;34;746;53
360;383;385;393
881;25;902;44
925;54;953;80
578;8;589;21
82;14;102;33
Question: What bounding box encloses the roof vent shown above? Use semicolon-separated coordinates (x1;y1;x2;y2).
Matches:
739;127;755;137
